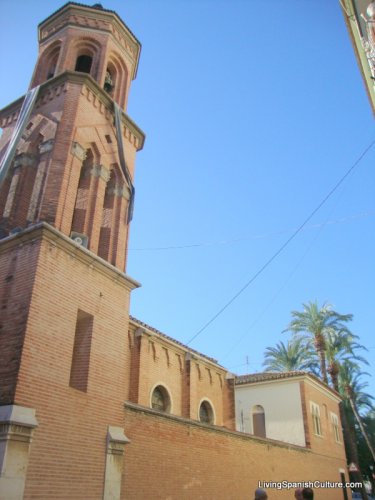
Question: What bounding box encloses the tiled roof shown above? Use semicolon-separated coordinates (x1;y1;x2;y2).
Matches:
129;315;221;366
38;2;140;44
235;371;341;398
235;371;307;384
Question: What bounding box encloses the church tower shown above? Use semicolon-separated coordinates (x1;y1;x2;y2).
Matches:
0;4;144;499
0;1;145;271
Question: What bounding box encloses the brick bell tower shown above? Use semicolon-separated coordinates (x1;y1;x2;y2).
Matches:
0;3;144;499
0;1;144;271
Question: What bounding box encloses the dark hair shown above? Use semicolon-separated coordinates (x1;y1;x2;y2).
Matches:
302;487;314;500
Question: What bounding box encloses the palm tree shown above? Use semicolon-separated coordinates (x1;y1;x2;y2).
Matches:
325;328;368;391
284;301;353;384
339;361;375;461
337;361;374;500
263;338;319;373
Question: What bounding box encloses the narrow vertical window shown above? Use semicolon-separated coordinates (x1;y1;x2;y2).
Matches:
311;402;322;436
252;405;266;438
331;412;341;443
70;310;93;392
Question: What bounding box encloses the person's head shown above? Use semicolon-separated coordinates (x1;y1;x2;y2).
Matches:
302;487;314;500
294;488;303;500
254;488;268;500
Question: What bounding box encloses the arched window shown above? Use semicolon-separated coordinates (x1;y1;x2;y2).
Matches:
105;53;128;107
199;400;214;425
252;405;266;438
71;38;101;80
46;46;61;80
31;41;62;86
151;385;171;413
75;55;93;74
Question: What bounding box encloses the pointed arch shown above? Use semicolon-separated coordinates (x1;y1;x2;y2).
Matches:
31;40;63;86
72;38;102;79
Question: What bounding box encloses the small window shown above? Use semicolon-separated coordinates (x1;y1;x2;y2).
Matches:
199;400;214;424
252;405;266;438
151;385;171;412
331;412;341;443
105;134;112;144
75;55;92;74
311;402;322;436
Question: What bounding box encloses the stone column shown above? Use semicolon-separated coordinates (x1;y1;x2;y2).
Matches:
103;426;130;500
0;405;38;500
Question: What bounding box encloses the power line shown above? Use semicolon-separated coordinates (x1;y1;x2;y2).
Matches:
129;210;374;251
186;137;375;346
222;152;359;360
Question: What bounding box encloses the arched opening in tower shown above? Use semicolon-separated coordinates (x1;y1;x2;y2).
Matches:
75;55;93;74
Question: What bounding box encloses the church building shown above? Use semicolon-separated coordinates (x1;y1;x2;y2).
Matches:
0;3;352;499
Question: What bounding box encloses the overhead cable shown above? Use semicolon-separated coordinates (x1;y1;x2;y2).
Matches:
185;137;375;346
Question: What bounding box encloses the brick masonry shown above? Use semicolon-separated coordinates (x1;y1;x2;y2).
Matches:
123;403;350;500
0;3;351;499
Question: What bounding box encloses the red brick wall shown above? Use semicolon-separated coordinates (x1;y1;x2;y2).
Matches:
0;236;40;405
0;74;142;272
123;403;351;500
4;225;137;500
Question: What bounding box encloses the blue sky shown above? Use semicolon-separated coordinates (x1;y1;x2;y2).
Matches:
1;0;374;398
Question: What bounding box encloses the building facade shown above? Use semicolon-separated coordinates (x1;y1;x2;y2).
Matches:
0;3;351;499
235;372;344;450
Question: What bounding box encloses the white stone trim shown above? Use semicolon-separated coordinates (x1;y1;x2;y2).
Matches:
0;405;38;500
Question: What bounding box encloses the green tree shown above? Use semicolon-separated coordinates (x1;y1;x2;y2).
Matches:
357;411;375;495
263;338;319;373
325;328;367;391
284;301;353;384
338;361;374;499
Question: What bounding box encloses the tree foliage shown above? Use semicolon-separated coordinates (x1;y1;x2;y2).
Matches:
263;338;319;373
263;300;374;488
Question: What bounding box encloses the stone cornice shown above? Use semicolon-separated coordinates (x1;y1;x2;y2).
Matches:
0;71;145;151
0;222;141;292
38;2;141;79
